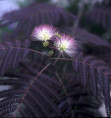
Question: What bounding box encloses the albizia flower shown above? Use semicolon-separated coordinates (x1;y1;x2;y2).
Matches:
55;35;76;57
32;24;56;41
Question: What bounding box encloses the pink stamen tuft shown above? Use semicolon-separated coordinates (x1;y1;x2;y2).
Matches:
55;34;76;57
32;24;56;41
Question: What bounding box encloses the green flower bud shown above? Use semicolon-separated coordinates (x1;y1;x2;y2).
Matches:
55;32;61;38
49;50;54;56
43;41;49;47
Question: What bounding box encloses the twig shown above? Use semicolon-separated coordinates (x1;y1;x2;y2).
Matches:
51;57;111;79
73;3;84;29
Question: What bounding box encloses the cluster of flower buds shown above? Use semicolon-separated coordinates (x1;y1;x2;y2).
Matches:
32;24;76;57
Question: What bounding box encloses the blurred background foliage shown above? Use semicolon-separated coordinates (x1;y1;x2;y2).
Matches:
0;0;111;42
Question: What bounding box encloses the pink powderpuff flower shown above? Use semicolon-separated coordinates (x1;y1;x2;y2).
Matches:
32;24;56;41
54;34;76;57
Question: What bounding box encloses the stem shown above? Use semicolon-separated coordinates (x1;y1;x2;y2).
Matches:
54;53;61;65
13;63;51;118
52;64;74;117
